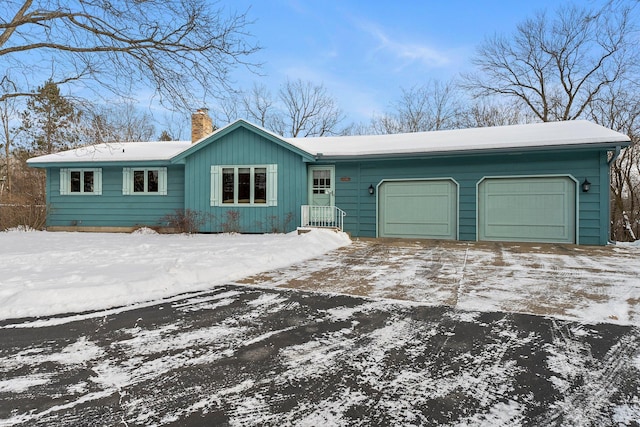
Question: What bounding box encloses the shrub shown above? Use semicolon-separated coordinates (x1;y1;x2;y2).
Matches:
267;212;295;233
161;209;208;234
221;210;241;233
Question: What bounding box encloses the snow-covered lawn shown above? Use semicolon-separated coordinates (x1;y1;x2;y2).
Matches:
0;229;351;321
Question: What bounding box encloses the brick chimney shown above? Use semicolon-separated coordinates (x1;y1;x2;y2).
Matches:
191;108;214;143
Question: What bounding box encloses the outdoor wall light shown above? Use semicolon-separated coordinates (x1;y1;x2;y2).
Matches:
368;184;375;195
582;178;591;193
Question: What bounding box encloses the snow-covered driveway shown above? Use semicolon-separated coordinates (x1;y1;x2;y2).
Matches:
1;285;639;426
239;238;640;326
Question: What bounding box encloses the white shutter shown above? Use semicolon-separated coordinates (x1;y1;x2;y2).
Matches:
158;167;167;195
210;165;221;206
267;164;278;206
122;168;132;195
94;169;102;195
60;168;70;195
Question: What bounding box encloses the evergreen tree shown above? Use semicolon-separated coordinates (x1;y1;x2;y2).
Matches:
20;81;80;154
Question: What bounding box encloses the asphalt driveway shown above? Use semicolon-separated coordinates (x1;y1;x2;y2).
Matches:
1;284;639;426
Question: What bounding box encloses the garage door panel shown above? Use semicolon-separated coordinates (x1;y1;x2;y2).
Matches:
486;194;568;225
379;180;457;239
479;177;575;243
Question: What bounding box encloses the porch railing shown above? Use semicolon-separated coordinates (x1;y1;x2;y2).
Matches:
300;205;346;231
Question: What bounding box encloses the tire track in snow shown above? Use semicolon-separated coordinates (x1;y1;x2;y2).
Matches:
536;321;640;425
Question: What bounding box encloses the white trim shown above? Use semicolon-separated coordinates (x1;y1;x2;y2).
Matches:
60;168;102;195
307;165;336;207
210;165;221;206
60;168;70;195
122;167;167;195
375;177;460;239
210;164;276;207
122;168;132;195
267;164;278;207
475;174;579;244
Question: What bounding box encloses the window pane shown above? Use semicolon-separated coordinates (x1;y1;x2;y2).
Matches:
312;169;331;194
83;171;94;193
70;171;81;192
254;168;266;204
147;170;159;192
238;168;250;203
133;170;145;192
222;168;234;203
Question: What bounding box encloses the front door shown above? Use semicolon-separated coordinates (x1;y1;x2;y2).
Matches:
308;166;335;224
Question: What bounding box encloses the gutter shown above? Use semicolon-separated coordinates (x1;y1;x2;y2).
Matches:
311;143;628;162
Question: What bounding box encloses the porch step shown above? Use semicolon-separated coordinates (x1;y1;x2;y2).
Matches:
297;226;341;235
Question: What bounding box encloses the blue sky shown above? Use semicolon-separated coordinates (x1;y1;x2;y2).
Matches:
219;0;584;126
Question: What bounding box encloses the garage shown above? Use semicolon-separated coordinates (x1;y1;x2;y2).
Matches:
378;179;457;239
478;176;576;243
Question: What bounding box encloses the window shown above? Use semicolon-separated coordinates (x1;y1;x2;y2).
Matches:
211;165;277;206
312;169;331;194
60;168;102;195
123;168;167;195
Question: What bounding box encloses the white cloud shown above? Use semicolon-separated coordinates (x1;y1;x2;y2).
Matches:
358;20;451;69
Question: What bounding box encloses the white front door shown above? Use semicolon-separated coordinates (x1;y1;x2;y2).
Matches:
308;166;335;223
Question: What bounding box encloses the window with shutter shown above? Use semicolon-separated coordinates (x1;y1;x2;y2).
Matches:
210;165;277;207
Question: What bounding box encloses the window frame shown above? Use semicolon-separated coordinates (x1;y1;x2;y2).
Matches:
122;167;167;195
60;168;102;195
211;164;277;207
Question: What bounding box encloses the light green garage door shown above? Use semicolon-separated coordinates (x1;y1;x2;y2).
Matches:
379;180;457;239
478;177;576;243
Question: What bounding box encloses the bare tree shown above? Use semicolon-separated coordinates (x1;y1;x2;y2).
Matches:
158;130;173;141
463;3;634;122
0;78;21;194
242;83;277;129
458;100;535;128
79;101;156;144
587;84;640;241
369;80;461;134
276;78;344;137
0;0;259;110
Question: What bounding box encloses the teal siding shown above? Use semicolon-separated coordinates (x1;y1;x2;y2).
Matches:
184;127;308;233
45;165;185;227
328;149;609;245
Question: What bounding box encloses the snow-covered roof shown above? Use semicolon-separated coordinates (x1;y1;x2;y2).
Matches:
27;141;192;164
27;120;630;165
286;120;631;158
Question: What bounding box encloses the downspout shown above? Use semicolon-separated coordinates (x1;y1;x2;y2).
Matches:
607;146;622;243
608;145;621;165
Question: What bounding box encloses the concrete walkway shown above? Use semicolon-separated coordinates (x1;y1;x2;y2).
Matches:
239;238;640;325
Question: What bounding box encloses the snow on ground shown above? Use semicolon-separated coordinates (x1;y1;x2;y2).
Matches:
1;228;639;326
2;286;638;426
1;232;639;425
0;229;351;321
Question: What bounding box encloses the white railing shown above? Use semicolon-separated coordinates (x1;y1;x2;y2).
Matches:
301;205;346;231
